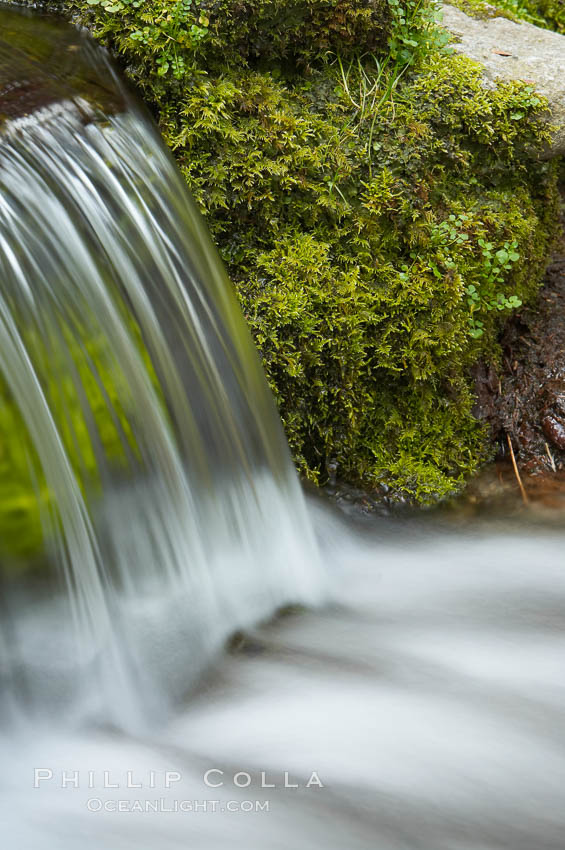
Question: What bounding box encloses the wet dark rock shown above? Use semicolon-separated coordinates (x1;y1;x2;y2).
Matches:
226;630;265;656
0;7;124;128
540;379;565;449
326;459;338;487
475;188;565;474
541;414;565;450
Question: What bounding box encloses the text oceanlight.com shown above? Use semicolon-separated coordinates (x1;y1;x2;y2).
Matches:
85;799;270;813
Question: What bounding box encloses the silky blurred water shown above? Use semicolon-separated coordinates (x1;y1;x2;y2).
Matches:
2;501;565;849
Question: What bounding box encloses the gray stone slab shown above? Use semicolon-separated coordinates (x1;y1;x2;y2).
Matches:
441;4;565;157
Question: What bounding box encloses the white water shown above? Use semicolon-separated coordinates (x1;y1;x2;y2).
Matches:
2;503;565;849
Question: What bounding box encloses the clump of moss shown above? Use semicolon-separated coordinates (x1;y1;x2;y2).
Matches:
192;0;393;64
5;0;560;502
534;0;565;32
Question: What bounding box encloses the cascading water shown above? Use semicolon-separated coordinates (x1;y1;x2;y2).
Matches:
0;7;323;729
1;8;565;850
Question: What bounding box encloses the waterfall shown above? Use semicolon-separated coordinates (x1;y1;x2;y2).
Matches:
0;8;324;729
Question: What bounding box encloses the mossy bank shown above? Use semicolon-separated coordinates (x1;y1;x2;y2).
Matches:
6;0;561;502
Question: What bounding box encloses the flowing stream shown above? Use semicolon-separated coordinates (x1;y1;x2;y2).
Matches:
0;7;564;849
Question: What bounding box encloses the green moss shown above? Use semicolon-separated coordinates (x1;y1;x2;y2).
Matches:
157;47;558;499
188;0;393;64
448;0;564;34
48;0;394;67
3;0;560;504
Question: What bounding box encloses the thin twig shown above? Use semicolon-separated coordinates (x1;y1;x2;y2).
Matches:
507;434;529;505
545;441;557;473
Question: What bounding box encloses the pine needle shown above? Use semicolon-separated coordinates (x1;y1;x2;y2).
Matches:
507;434;529;505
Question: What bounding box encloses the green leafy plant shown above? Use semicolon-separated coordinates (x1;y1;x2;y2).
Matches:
466;239;522;337
388;0;451;65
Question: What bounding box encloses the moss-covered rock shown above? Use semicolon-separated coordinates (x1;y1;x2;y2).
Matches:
439;5;565;157
4;0;561;501
447;0;564;34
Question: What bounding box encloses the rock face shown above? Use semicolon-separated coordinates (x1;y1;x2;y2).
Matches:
0;7;124;127
441;4;565;158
